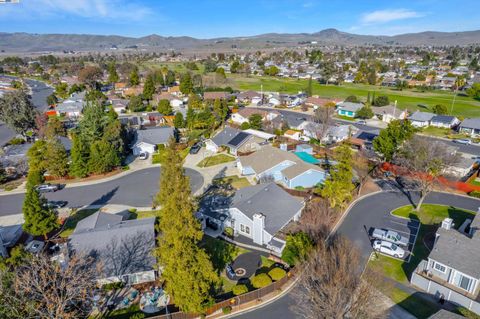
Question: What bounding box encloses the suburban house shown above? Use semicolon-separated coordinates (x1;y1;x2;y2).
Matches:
298;121;354;144
205;127;265;156
372;105;407;123
0;225;23;258
199;183;304;254
459;118;480;137
336;102;363;118
408;111;435;127
141;112;165;126
109;98;129;114
283;130;302;141
430;115;460;129
153;93;183;108
238;145;327;188
237;91;262;104
230;108;279;125
204;91;230;101
68;211;157;285
131;126;175;155
411;216;480;314
55;91;85;118
304;96;339;109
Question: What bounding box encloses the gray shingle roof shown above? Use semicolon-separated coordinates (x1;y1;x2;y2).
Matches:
431;115;457;124
429;219;480;279
231;183;304;235
69;212;156;279
135;126;174;146
337;102;363;113
460;118;480;130
211;126;252;149
408;111;435;122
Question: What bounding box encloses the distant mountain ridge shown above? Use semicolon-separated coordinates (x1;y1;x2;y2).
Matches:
1;28;480;53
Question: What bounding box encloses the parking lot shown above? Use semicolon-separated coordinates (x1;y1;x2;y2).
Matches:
369;214;420;262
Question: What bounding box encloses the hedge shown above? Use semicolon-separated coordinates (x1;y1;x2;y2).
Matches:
232;284;249;296
251;273;272;289
469;191;480;198
268;267;287;281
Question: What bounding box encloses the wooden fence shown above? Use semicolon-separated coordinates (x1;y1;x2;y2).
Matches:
148;272;294;319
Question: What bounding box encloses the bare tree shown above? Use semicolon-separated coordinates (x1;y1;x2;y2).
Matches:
294;199;338;242
394;136;459;211
0;254;98;319
292;236;385;319
313;102;336;142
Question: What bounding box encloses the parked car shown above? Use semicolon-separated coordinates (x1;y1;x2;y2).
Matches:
453;138;472;145
357;120;367;125
189;143;201;154
138;152;148;160
46;200;68;209
226;264;235;278
371;228;409;246
373;240;405;258
36;183;60;193
25;240;45;255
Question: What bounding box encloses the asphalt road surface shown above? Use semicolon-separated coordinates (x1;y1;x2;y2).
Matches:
0;77;53;146
0;167;204;217
234;191;480;319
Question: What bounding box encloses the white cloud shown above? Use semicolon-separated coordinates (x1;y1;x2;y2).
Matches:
0;0;152;21
361;9;423;25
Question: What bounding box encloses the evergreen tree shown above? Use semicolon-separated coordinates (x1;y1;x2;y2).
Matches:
45;138;69;178
88;140;120;174
306;76;313;97
143;74;155;100
157;100;173;115
26;140;47;173
155;142;219;313
22;186;58;238
26;169;44;189
373;120;416;162
186;107;195;130
180;73;193;94
79;101;107;145
174;112;185;128
129;69;140;86
107;62;119;83
70;134;90;178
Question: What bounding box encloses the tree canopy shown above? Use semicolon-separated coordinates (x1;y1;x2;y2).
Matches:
0;90;36;137
373;120;415;162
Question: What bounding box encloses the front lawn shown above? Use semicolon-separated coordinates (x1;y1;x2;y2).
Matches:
128;210;159;220
213;175;252;189
152;146;190;165
392;204;475;226
59;209;98;238
421;126;452;138
197;154;235;168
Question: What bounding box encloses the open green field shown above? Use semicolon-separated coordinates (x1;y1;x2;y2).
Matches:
140;61;205;74
228;74;480;118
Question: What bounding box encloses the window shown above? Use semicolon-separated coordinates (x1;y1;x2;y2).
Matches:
458;274;473;291
433;262;447;273
240;224;250;234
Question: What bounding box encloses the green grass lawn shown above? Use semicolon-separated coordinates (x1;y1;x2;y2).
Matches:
59;209;98;238
335;114;356;121
140;61;205;74
152;147;190;165
228;74;480;118
213;175;252;189
197;154;235;168
369;204;476;318
469;179;480;187
421;126;453;138
128;210;159;220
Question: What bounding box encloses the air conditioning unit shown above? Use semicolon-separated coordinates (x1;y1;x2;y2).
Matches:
442;218;454;230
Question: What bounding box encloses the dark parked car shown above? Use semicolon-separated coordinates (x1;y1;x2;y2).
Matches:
46;200;68;209
189;143;201;154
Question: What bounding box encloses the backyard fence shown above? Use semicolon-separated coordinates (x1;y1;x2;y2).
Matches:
148;271;294;319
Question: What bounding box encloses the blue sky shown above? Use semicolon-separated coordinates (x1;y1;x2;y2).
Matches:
0;0;479;38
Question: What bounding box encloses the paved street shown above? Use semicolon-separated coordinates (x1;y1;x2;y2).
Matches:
0;167;203;217
0;77;53;146
236;190;480;319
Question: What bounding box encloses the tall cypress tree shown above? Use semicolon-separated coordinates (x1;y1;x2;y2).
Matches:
70;134;89;178
155;142;219;314
22;186;58;238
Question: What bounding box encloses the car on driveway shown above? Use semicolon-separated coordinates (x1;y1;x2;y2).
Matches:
373;240;405;258
189;143;201;154
138;152;148;160
371;228;409;246
46;200;68;209
36;183;60;193
453;138;472;145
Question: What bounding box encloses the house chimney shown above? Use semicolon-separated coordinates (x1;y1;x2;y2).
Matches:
441;218;453;230
252;213;265;245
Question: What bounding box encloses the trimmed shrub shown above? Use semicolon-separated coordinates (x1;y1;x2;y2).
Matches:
222;306;232;314
240;122;251;130
224;227;234;237
469;191;480;198
232;284;249;296
251;273;272;289
268;267;287;281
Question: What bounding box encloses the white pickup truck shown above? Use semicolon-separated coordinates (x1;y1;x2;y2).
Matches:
371;228;409;247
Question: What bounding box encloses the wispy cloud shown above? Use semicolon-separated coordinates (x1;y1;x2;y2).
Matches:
0;0;153;21
361;9;424;25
